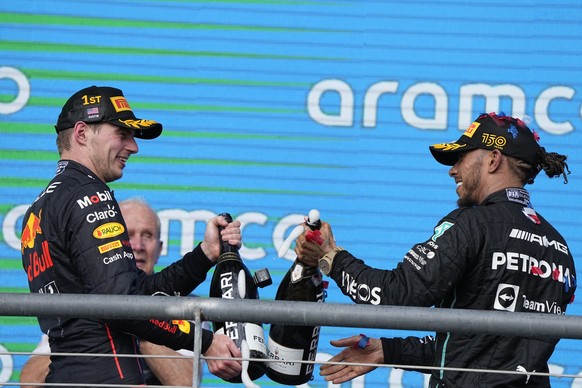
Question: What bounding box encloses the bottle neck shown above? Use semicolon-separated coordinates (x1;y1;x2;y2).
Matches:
217;251;241;264
293;259;320;278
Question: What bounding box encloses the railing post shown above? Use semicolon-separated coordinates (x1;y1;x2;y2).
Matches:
192;308;202;388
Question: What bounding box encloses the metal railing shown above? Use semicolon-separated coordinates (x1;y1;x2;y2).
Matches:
2;293;582;387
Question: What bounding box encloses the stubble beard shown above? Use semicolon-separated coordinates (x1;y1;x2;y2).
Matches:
456;164;482;208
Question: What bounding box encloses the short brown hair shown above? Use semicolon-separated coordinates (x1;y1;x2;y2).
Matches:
56;122;104;155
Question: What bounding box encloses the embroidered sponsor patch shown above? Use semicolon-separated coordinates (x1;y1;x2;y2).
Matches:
110;96;132;112
93;222;125;239
494;283;519;312
463;121;480;138
431;221;454;242
21;211;43;253
522;207;541;224
98;240;122;254
172;319;191;334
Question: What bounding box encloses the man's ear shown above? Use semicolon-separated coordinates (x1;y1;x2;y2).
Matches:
488;149;503;172
72;121;89;145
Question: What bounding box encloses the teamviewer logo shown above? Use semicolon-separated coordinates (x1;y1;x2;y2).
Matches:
494;283;520;312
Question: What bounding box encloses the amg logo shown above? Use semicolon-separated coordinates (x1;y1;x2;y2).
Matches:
509;229;568;254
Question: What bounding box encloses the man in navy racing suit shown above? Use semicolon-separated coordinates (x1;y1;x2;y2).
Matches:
295;112;576;387
21;86;242;386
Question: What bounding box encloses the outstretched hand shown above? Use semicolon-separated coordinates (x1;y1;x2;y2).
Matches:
320;335;384;384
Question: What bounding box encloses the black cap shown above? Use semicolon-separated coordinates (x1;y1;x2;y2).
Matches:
54;86;163;139
429;112;542;166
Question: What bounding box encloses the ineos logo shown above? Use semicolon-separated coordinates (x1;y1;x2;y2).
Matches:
341;272;382;305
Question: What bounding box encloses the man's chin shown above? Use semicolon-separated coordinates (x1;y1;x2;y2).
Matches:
104;172;123;183
457;196;477;208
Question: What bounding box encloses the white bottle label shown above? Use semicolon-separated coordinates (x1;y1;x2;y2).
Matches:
244;323;267;355
267;337;303;375
216;323;266;355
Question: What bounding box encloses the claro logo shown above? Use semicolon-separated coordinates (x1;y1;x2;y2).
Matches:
340;271;381;305
86;205;118;224
93;222;125;239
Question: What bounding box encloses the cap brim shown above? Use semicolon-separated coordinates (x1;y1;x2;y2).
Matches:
107;119;163;140
429;142;476;166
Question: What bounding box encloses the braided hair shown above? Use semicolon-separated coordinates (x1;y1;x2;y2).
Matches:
537;147;570;184
512;147;571;185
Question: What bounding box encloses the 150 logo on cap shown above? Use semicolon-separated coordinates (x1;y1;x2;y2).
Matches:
481;133;507;149
110;96;132;112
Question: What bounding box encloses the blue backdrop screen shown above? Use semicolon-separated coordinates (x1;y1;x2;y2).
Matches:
1;1;581;386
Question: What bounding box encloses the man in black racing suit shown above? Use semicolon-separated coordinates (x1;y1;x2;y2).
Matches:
21;86;242;386
295;112;576;387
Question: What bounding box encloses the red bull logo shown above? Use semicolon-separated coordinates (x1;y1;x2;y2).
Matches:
172;319;191;334
150;319;178;334
26;240;54;282
21;211;42;253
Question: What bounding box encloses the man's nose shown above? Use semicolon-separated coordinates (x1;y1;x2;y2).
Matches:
130;236;143;251
127;136;139;154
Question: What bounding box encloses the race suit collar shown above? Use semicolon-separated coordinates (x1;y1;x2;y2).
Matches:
56;159;107;185
480;187;531;207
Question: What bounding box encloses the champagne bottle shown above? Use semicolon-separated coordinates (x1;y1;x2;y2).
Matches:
209;213;269;383
267;210;326;385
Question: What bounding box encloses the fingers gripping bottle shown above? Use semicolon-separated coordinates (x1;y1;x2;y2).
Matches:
209;213;271;383
267;210;327;385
